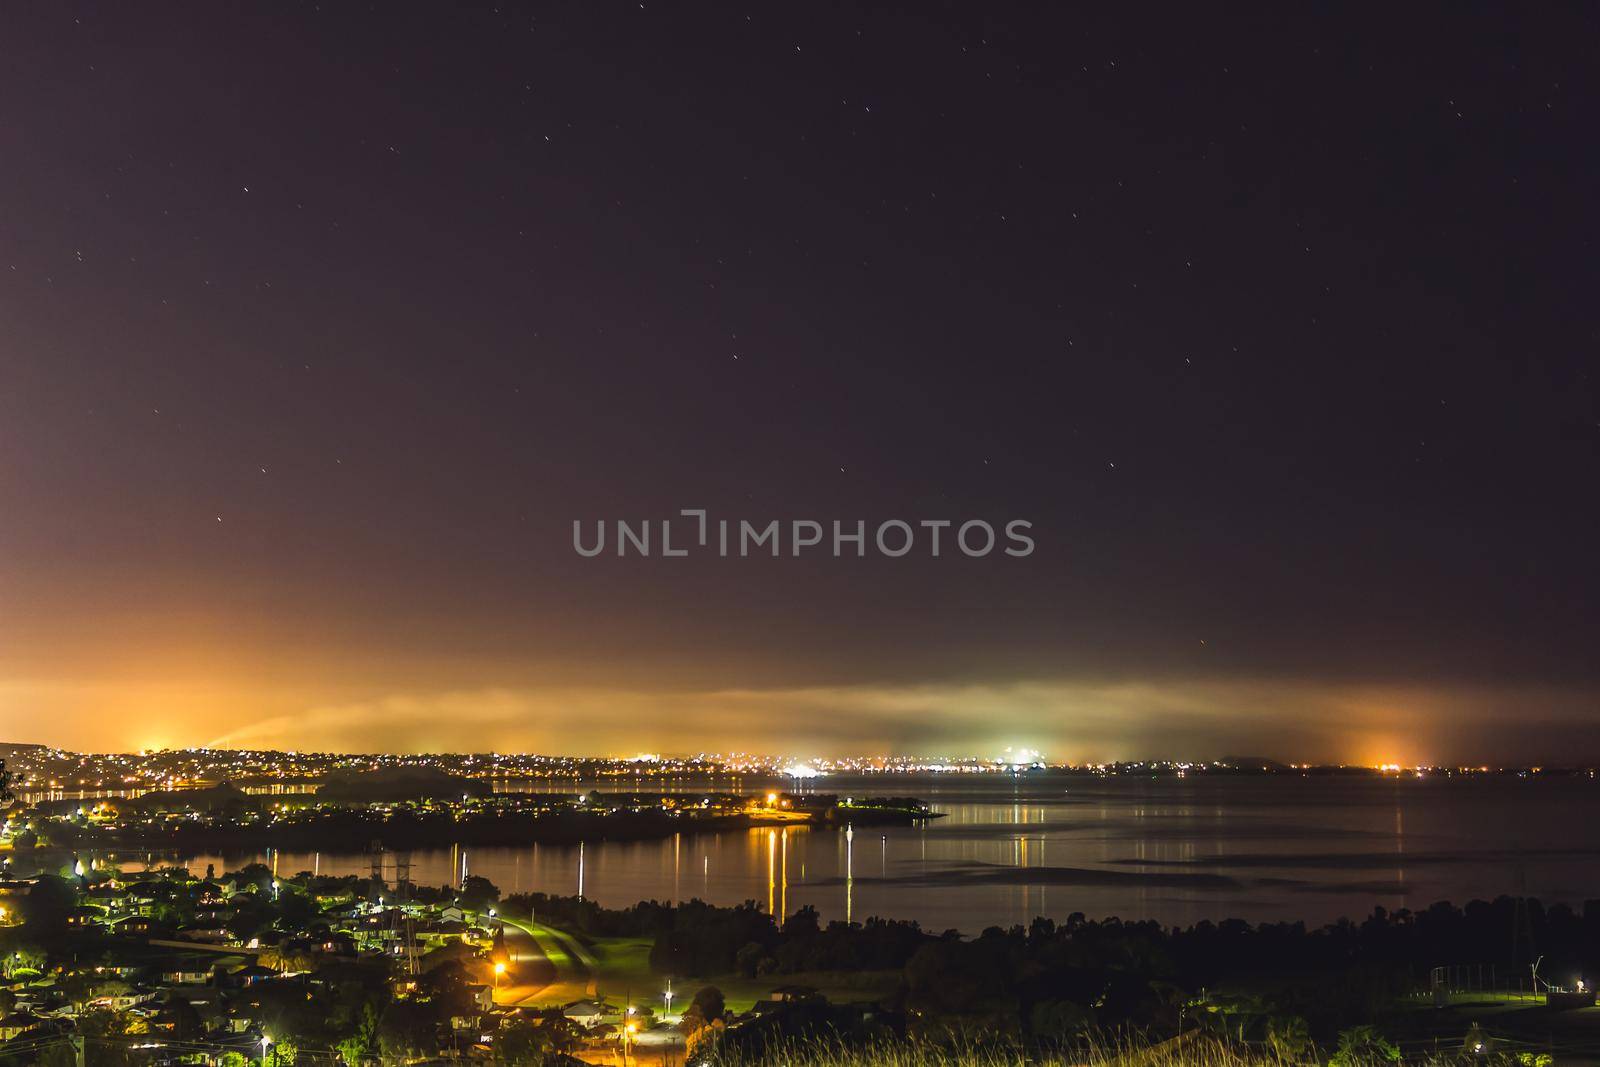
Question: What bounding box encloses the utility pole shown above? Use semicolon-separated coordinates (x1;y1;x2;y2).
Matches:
623;988;633;1067
395;851;412;897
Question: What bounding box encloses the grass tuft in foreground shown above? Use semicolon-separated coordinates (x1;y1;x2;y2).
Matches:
699;1032;1304;1067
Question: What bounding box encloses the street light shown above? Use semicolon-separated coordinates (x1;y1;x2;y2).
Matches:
663;981;674;1019
260;1035;272;1067
493;960;506;992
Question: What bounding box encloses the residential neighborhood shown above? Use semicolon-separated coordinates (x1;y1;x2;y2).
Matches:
0;856;697;1065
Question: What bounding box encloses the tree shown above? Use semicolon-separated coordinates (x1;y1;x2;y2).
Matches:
418;959;475;1015
377;1002;438;1064
494;1023;537;1066
275;890;321;935
4;942;47;978
684;1018;725;1066
494;1016;580;1066
59;973;132;1012
75;1010;149;1067
258;944;316;974
683;986;724;1027
1267;1015;1313;1064
226;902;270;943
734;941;767;978
780;905;820;937
334;999;383;1065
690;986;724;1019
39;1043;76;1067
459;876;500;913
20;874;76;930
164;997;205;1041
679;983;726;1058
1330;1025;1401;1067
335;1036;368;1067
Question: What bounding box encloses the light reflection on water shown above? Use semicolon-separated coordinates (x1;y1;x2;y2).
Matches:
97;774;1600;933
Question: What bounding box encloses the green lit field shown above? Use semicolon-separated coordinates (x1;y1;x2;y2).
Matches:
583;936;659;1006
499;913;899;1016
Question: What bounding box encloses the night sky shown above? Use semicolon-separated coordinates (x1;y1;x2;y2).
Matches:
2;4;1596;762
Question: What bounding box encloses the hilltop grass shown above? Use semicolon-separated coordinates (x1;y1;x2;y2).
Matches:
702;1034;1299;1067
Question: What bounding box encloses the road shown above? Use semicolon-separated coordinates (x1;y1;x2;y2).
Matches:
495;914;596;1006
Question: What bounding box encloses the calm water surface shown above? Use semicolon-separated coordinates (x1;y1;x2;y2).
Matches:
129;774;1600;932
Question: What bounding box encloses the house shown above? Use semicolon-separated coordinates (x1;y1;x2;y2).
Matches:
769;985;819;1003
161;964;215;985
85;884;123;908
451;1011;487;1032
563;1000;611;1028
91;990;156;1012
122;883;162;916
221;1001;258;1033
0;1010;46;1041
230;965;277;986
66;904;105;927
751;985;822;1014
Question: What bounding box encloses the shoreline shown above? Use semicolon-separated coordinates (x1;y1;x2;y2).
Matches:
5;804;941;861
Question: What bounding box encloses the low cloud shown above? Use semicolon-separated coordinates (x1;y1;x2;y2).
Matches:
4;672;1593;764
173;677;1597;765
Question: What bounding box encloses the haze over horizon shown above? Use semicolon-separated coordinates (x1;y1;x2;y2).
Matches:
2;6;1596;765
4;674;1596;768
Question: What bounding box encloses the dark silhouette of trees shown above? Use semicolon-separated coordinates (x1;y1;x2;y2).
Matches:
459;874;500;912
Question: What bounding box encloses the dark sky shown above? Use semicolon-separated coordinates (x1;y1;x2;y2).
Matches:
2;3;1596;761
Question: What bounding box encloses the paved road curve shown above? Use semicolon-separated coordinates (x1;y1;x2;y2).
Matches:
496;914;595;1006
